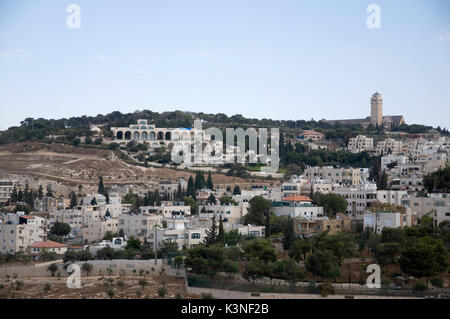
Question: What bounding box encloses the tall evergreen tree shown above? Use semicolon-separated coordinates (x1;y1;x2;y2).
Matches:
206;171;214;190
233;185;241;195
265;212;271;238
187;176;196;197
98;176;105;195
279;130;286;157
91;196;97;206
69;191;77;208
46;184;54;198
18;189;24;202
203;214;218;246
38;184;44;200
282;217;295;252
207;193;217;204
217;215;225;245
10;185;18;204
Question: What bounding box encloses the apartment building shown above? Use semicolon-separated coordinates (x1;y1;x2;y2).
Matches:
334;184;378;221
148;224;208;250
270;196;324;219
0;213;47;254
118;214;163;238
0;180;14;204
34;196;66;212
83;217;119;243
348;135;374;153
300;130;325;143
199;204;246;224
404;193;450;222
377;190;408;206
381;155;409;171
304;166;361;185
363;209;415;234
139;202;191;218
376;138;403;155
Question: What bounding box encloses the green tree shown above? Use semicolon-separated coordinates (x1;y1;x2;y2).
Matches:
313;193;347;218
37;184;44;200
207;193;217;205
423;165;450;193
242;238;276;263
288;239;312;261
305;250;336;279
183;196;198;215
203;215;218;246
206;171;214;190
47;263;58;276
399;236;448;283
98;176;105;195
243;196;271;226
187;176;196;198
217;215;225;245
219;196;237;206
242;258;265;285
281;216;295;252
232;185;241;195
69;191;77;208
377;170;389;190
81;262;93;276
50;222;71;237
126;236;141;250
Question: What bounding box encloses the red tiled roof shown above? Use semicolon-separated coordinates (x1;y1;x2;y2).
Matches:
30;240;69;249
283;195;312;202
20;216;35;219
302;130;324;135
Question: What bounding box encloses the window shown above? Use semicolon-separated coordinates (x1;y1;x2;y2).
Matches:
191;233;201;239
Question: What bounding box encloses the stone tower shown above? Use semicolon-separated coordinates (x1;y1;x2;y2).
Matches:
370;92;383;126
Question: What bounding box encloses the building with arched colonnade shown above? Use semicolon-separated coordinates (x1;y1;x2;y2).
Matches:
111;119;210;148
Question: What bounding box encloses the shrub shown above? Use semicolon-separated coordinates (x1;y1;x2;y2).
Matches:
201;293;214;299
307;281;318;294
430;277;443;288
413;282;428;292
158;286;167;298
318;282;335;297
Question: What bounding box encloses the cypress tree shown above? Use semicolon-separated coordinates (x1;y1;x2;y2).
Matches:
203;214;217;246
217;215;225;245
69;191;77;208
206;171;214;190
98;176;105;195
265;212;271;238
38;184;44;199
187;176;196;197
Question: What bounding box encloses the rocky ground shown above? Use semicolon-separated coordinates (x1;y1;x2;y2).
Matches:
0;141;279;197
0;274;199;299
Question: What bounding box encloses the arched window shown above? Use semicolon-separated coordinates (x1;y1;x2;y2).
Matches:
139;121;147;125
149;131;156;140
133;131;140;140
157;132;164;140
116;131;123;140
125;131;132;140
141;131;148;140
165;131;172;140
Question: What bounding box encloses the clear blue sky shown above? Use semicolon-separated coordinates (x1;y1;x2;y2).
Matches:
0;0;449;130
